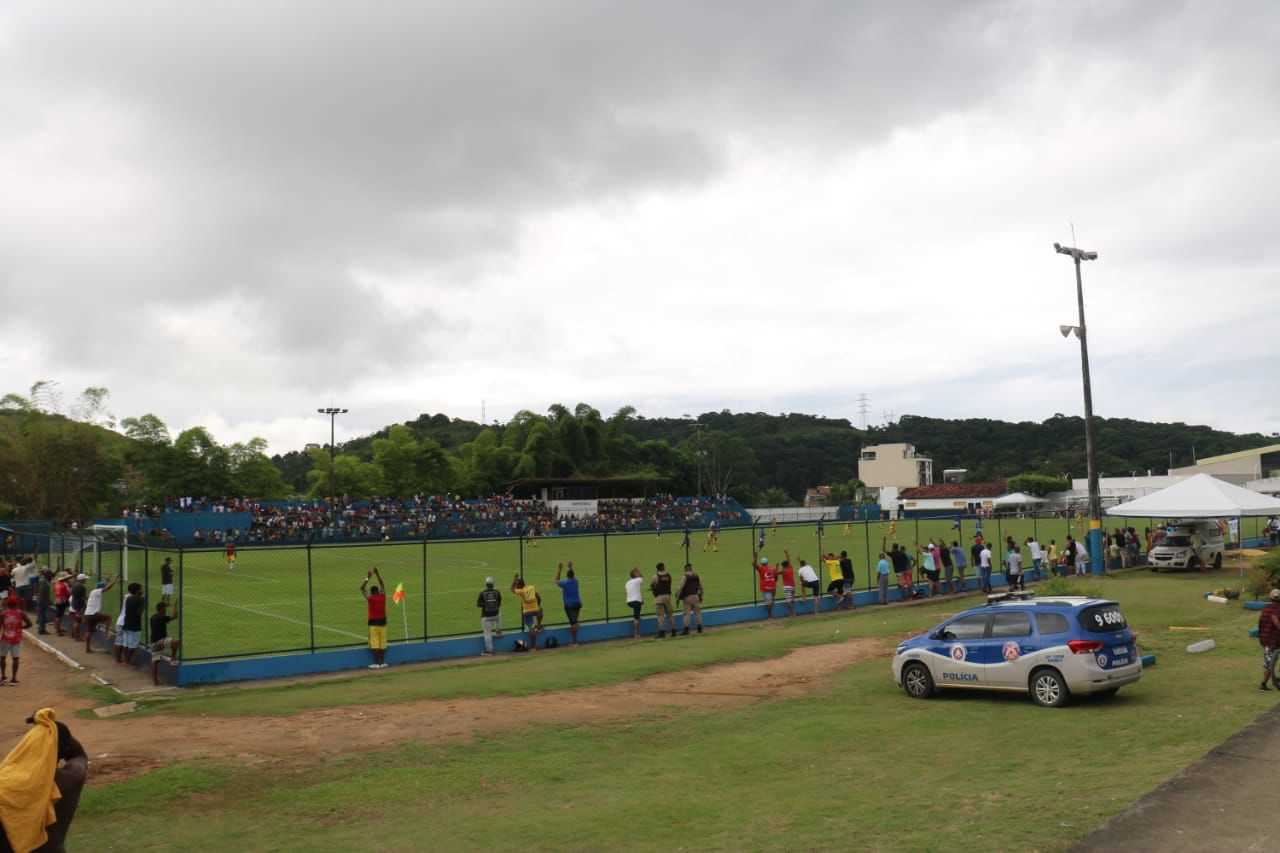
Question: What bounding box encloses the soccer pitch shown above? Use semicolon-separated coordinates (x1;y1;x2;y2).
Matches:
104;514;1190;660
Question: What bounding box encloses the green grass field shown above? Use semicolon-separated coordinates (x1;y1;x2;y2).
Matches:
75;566;1280;851
80;514;1220;660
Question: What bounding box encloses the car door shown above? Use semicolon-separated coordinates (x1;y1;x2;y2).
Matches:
988;610;1036;687
933;613;995;688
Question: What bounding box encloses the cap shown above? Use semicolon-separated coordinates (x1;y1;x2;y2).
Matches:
77;573;89;581
1270;588;1280;601
485;576;495;585
760;557;769;564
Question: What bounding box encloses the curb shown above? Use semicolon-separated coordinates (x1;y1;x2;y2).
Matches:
24;630;84;671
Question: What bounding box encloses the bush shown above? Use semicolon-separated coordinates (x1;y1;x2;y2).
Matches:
1244;550;1280;600
1035;575;1105;599
1007;473;1070;497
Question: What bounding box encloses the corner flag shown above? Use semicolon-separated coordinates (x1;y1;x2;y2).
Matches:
392;582;405;605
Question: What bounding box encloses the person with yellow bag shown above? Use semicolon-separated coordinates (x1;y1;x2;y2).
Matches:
0;708;88;852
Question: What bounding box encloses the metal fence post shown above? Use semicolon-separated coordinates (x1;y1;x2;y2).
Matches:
751;524;758;606
519;532;525;581
306;540;316;653
602;530;610;624
143;545;150;644
422;535;429;641
864;519;872;590
176;546;184;663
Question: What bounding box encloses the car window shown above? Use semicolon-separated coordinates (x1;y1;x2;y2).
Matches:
990;611;1032;638
1036;612;1069;635
941;614;988;640
1079;603;1128;633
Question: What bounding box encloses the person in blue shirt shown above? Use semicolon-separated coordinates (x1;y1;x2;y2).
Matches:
877;552;892;604
555;561;583;646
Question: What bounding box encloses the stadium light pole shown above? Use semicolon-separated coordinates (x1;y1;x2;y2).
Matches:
1054;241;1104;574
317;407;348;524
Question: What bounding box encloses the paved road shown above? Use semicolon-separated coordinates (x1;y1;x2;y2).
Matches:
1074;703;1280;852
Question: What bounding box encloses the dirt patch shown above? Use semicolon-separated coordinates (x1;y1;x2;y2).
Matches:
2;636;892;782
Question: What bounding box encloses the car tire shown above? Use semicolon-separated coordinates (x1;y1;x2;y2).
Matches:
1212;552;1222;570
902;662;935;700
1029;668;1069;708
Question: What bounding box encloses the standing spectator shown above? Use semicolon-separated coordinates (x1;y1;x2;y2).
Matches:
116;583;145;665
34;570;53;635
360;568;388;669
11;559;32;612
0;594;31;685
149;601;181;685
970;537;984;584
0;563;9;599
511;574;543;651
778;556;796;617
839;551;855;609
950;541;967;594
797;558;821;615
82;575;118;653
1257;589;1280;691
919;542;939;596
53;573;70;637
1073;539;1089;577
160;557;175;604
876;552;891;604
824;552;845;608
554;561;582;646
68;574;88;641
1026;537;1043;580
1005;545;1024;591
676;563;704;635
650;563;675;637
1045;540;1059;577
938;543;954;595
978;541;994;593
625;568;645;639
888;544;912;599
753;555;778;619
476;577;502;655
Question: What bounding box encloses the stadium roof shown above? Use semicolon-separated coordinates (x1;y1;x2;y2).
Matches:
1192;443;1280;465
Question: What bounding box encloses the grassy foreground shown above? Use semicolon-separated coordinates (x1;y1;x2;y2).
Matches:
76;568;1277;851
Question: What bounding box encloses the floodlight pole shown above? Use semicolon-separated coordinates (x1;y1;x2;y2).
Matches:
1054;242;1104;574
317;407;348;525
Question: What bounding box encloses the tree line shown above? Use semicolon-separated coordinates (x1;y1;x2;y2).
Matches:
2;380;1274;523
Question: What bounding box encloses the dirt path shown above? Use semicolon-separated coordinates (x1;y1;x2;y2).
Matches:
1;636;892;783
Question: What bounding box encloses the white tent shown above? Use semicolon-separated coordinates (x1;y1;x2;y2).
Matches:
1104;473;1280;519
993;492;1046;507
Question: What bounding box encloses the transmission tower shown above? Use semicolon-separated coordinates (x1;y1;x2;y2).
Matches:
855;393;870;429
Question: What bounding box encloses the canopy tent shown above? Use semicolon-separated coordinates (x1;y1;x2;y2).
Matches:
1104;473;1280;519
992;491;1045;507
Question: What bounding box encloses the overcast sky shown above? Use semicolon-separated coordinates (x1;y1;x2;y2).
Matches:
2;1;1278;454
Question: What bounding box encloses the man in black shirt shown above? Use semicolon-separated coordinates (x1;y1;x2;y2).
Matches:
838;551;855;609
476;577;502;655
69;574;88;641
149;601;180;685
160;557;175;603
676;563;704;635
117;582;145;665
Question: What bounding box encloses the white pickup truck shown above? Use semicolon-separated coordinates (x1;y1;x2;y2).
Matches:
1148;521;1225;571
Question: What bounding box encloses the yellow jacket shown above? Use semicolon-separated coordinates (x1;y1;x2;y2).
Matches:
0;708;61;853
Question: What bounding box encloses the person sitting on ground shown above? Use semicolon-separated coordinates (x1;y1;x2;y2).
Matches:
360;568;388;669
149;601;180;686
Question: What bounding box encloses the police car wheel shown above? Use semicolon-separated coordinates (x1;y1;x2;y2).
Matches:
902;662;934;699
1029;668;1069;708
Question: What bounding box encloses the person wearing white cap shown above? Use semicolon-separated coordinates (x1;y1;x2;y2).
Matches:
476;577;502;655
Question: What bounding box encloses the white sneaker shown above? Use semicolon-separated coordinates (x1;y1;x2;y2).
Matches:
379;663;389;669
368;664;379;669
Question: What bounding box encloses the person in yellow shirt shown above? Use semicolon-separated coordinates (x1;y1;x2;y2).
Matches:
824;552;846;608
1045;540;1058;577
510;574;543;651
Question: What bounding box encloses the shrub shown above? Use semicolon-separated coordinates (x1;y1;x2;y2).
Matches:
1035;575;1104;599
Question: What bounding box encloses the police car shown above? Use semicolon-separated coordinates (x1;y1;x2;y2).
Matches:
892;593;1141;707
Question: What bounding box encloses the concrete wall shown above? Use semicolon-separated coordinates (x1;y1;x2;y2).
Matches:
858;444;932;490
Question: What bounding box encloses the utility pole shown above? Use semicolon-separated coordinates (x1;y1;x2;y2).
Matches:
317;407;348;525
1054;241;1102;573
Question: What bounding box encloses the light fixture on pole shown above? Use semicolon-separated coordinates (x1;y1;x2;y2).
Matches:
1054;241;1103;574
317;407;348;524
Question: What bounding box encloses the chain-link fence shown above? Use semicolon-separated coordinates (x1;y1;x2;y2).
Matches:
4;512;1271;664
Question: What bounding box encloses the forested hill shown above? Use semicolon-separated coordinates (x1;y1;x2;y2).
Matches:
869;415;1274;482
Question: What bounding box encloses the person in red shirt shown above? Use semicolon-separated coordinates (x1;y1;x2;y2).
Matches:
225;542;236;572
361;567;388;669
754;553;778;619
778;552;797;617
1;593;32;685
1258;588;1280;691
